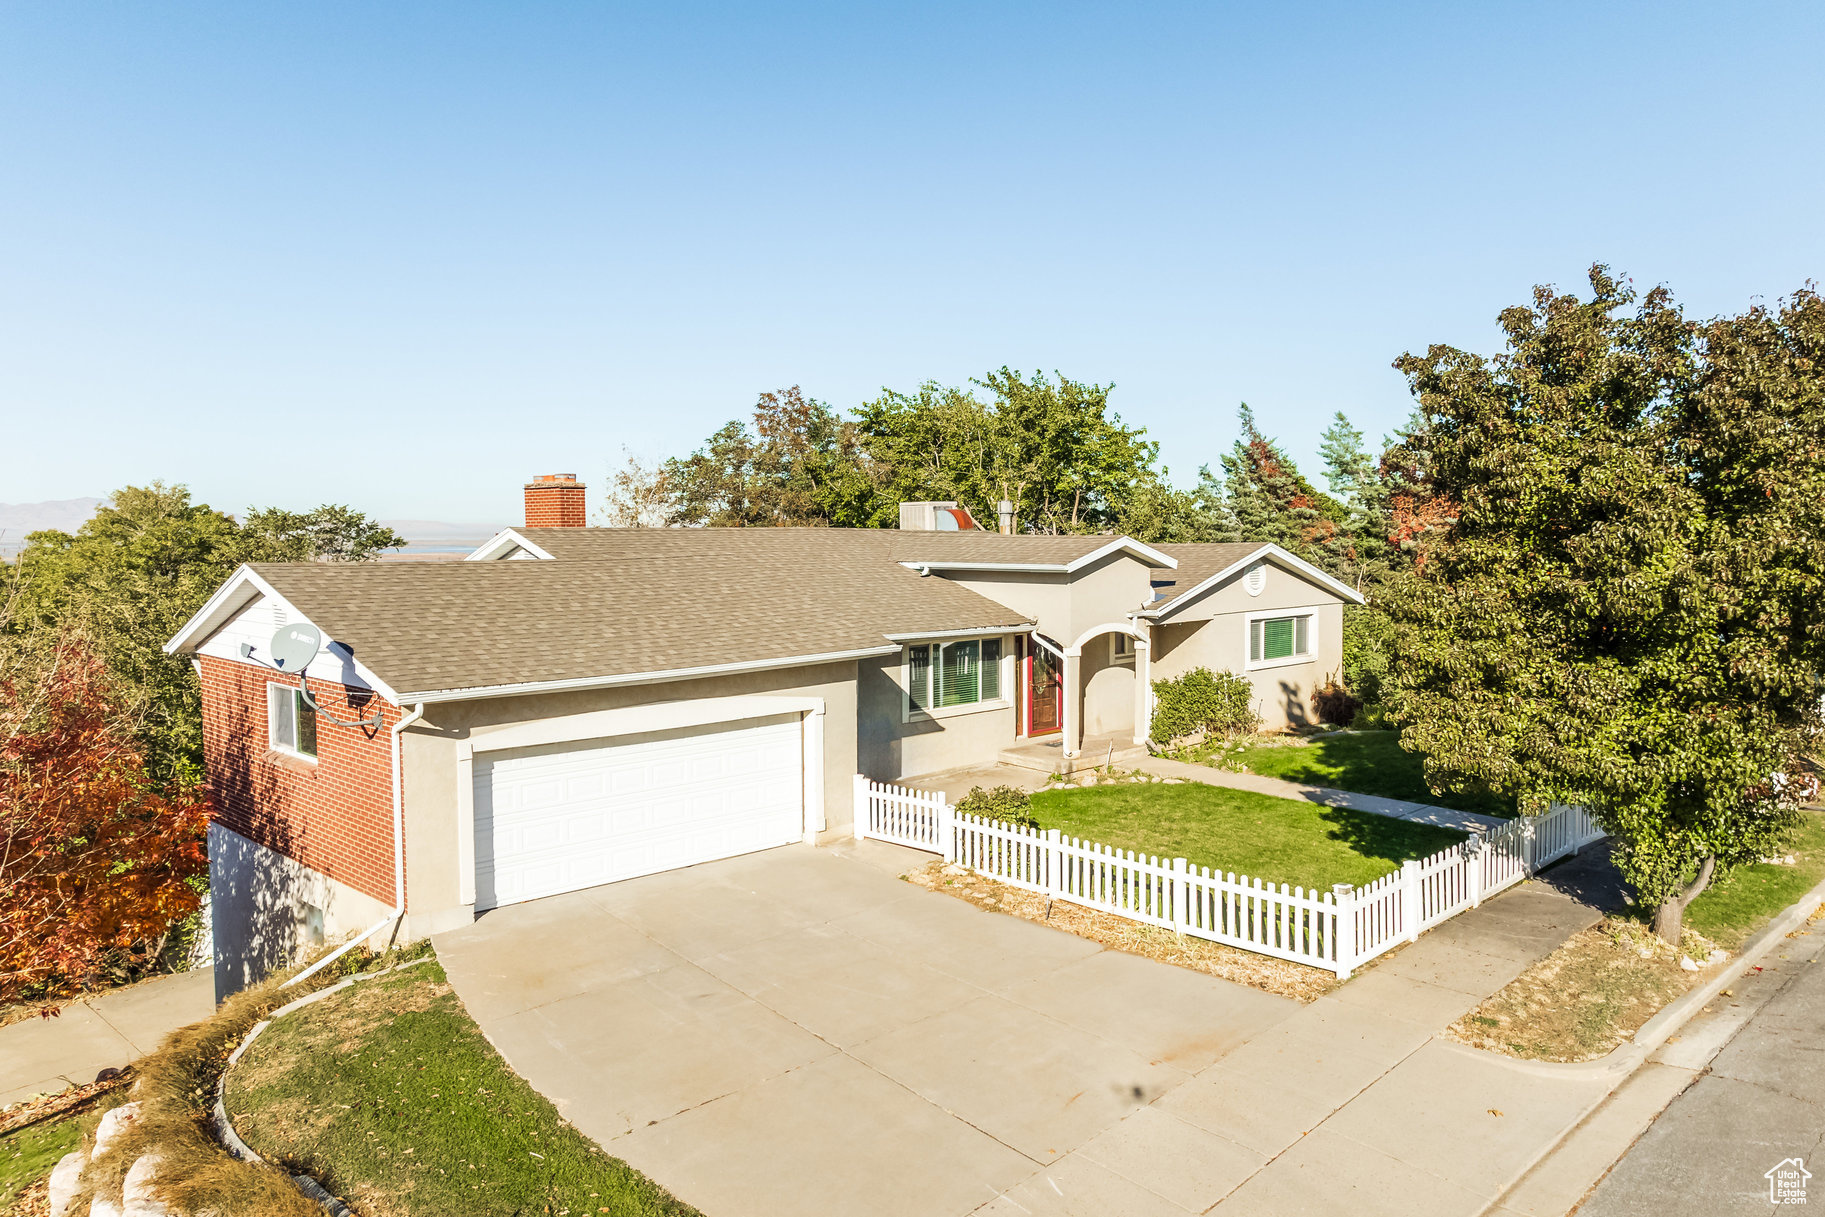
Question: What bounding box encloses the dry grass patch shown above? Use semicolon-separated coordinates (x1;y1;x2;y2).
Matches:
1448;918;1711;1062
904;860;1338;1002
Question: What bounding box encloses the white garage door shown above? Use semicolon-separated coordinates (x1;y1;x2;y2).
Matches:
474;715;805;910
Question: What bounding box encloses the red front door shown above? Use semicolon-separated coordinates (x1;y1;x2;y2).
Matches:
1028;645;1062;736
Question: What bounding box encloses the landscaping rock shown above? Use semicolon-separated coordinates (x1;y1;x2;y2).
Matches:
1679;955;1700;971
48;1150;85;1217
123;1154;175;1217
92;1102;141;1156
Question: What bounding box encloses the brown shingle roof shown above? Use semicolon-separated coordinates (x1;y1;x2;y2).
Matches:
506;527;1143;567
250;535;1031;697
1146;543;1270;606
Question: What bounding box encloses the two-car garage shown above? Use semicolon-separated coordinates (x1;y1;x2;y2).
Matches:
471;714;811;911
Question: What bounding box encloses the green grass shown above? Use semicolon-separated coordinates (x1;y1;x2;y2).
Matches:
225;959;698;1217
1683;810;1825;949
1194;730;1519;819
0;1112;87;1207
1028;782;1467;892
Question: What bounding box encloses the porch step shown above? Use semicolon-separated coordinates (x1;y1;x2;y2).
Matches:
997;735;1150;776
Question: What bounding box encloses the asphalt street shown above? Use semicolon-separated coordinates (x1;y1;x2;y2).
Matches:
1578;914;1824;1215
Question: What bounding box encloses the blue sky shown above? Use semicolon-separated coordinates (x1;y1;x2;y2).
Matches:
3;2;1821;524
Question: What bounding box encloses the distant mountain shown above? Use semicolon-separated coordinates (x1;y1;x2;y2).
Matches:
0;502;508;560
381;520;510;561
0;497;102;556
382;519;511;545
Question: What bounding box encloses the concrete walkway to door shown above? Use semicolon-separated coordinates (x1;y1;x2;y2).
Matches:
434;839;1297;1217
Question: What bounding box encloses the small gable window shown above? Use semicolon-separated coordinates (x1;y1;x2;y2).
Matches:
906;637;1003;715
268;682;318;759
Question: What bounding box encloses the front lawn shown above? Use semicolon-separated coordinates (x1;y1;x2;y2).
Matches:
1194;730;1518;819
1;1111;87;1209
1027;782;1466;892
225;958;698;1217
1683;809;1825;949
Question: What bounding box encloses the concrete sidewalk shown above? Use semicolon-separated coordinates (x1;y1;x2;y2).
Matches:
976;850;1622;1215
1132;753;1509;835
0;969;215;1108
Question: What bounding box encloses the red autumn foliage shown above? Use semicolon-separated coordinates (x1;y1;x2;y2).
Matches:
0;638;209;1004
1387;491;1458;571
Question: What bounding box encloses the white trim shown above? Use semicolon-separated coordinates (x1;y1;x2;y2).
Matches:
895;536;1179;576
1142;544;1366;618
402;645;899;703
465;529;556;562
1244;604;1323;671
884;625;1033;643
456;695;825;906
1064;620;1146;656
266;681;318;762
163;566;403;703
1065;537;1177;573
900;637;1011;723
902;560;1067;573
458;694;826;756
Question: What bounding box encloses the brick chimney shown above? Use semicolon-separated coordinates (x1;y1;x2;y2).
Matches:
524;474;586;528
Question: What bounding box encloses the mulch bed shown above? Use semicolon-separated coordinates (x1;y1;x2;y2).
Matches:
1446;918;1711;1062
903;860;1339;1002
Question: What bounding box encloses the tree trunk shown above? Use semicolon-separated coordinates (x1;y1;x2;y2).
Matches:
1652;854;1716;945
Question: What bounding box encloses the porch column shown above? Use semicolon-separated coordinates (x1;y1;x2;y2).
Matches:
1133;632;1151;747
1062;648;1082;760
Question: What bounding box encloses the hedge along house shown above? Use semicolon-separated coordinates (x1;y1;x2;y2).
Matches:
166;478;1363;996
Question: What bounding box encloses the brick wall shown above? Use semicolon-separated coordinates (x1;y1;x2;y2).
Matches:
523;475;586;527
197;654;399;906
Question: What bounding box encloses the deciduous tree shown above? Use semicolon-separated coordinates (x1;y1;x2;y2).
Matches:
0;633;208;1003
1387;267;1825;942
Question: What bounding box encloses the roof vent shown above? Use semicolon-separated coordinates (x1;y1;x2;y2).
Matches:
1244;561;1267;596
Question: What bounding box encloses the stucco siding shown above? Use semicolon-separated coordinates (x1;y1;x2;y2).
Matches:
856;651;1018;781
1079;640;1136;737
398;660;861;932
1153;601;1344;731
1159;556;1345;623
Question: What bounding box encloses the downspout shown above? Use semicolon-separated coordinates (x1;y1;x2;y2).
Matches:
284;701;427;987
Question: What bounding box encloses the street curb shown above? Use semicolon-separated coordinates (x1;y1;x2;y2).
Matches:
1514;867;1825;1084
1470;869;1825;1216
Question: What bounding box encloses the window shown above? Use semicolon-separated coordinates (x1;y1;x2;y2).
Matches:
1249;614;1312;665
268;682;318;758
1111;633;1135;662
906;637;1002;714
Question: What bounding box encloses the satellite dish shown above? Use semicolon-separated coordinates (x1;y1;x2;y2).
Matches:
269;623;323;671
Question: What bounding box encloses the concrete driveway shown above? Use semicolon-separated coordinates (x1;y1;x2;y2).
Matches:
435;839;1295;1217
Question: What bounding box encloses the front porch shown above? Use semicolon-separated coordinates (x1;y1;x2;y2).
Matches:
999;732;1149;776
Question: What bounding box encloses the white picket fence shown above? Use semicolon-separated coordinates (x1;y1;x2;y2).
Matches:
853;775;1605;977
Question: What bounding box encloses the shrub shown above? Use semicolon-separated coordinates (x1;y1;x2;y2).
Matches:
1149;667;1260;745
1341;603;1394;707
1311;678;1363;727
956;785;1038;829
